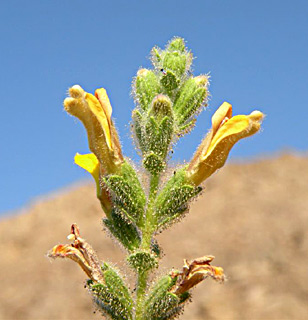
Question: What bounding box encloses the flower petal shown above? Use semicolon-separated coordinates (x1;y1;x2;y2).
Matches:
48;224;104;282
84;92;113;151
211;101;232;136
95;88;113;122
74;153;99;180
172;255;225;295
74;153;100;196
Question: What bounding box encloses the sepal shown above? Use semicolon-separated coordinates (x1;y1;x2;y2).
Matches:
103;161;146;227
173;76;208;127
88;263;133;320
103;208;141;252
143;275;184;320
154;168;202;228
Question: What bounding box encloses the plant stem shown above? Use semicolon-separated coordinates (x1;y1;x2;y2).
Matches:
135;270;148;320
135;174;160;319
141;174;160;250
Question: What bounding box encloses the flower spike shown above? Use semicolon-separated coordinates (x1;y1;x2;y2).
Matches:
186;102;264;185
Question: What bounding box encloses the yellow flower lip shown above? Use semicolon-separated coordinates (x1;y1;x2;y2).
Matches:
186;102;264;185
69;85;85;99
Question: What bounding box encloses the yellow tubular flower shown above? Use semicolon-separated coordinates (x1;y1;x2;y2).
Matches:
186;102;264;186
64;85;123;174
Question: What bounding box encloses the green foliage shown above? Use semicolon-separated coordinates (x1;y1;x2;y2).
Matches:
97;38;208;319
104;161;146;227
154;168;202;228
135;69;161;111
103;208;141;251
143;275;186;320
89;264;133;320
173;76;208;127
127;250;158;273
132;37;208;177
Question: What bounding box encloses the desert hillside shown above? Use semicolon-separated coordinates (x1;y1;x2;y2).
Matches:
0;154;308;320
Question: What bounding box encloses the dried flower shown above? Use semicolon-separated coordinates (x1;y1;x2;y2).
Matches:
48;224;104;282
171;255;225;294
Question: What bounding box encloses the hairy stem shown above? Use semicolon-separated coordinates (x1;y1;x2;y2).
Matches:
135;270;148;320
135;174;160;319
141;174;160;249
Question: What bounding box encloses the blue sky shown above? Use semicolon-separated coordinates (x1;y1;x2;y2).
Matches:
1;0;307;214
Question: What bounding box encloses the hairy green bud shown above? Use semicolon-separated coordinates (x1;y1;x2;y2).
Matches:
154;168;202;228
104;161;146;227
135;69;161;111
127;250;158;273
88;264;133;320
143;275;180;320
167;37;186;53
103;208;141;251
174;75;208;126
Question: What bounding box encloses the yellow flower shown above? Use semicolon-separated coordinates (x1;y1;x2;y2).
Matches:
48;224;104;282
64;85;123;174
170;255;225;295
186;102;264;185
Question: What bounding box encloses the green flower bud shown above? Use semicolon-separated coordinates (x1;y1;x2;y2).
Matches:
143;275;180;320
160;70;180;94
174;75;209;125
135;69;161;111
150;94;173;121
127;250;158;273
167;37;186;53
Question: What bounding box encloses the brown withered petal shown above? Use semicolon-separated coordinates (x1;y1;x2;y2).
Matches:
171;255;225;295
48;224;104;282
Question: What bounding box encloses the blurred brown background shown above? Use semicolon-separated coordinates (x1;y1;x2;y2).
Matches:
1;153;307;320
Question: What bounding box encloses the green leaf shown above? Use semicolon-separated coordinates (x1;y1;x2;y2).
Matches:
103;263;134;312
132;109;147;153
178;87;207;125
160;70;180;94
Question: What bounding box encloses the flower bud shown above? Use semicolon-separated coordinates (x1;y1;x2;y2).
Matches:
173;76;209;125
134;69;161;111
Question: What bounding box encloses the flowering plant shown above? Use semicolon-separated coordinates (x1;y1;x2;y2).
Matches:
49;38;263;319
